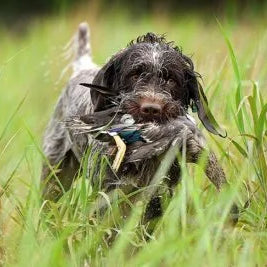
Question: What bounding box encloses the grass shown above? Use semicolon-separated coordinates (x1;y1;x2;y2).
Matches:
0;4;267;266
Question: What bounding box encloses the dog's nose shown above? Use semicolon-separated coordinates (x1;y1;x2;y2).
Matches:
140;103;162;116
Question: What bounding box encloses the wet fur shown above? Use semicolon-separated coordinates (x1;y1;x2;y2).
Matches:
41;26;230;221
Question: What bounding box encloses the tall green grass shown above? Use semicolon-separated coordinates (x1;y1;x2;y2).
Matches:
0;6;267;266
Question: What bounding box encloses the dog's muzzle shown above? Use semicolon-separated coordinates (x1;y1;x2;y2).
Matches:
121;91;185;123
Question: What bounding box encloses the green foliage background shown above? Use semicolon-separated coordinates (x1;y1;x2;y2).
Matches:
0;2;267;266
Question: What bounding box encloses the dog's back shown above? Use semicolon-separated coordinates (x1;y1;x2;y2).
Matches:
41;23;100;200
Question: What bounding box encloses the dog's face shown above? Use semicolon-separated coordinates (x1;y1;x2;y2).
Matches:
116;39;191;123
90;33;224;136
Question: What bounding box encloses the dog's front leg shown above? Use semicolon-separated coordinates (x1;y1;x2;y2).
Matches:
140;118;227;190
185;136;239;224
184;136;227;191
127;119;231;222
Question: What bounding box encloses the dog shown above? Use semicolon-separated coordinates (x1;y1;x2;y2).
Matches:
41;23;231;221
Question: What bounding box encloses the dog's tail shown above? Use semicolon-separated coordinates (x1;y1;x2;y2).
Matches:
62;22;96;79
72;22;97;77
75;22;92;60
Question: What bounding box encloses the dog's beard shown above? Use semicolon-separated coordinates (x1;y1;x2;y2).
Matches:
121;92;186;124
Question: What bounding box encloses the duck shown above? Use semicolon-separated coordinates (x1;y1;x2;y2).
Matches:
67;105;149;172
87;112;148;171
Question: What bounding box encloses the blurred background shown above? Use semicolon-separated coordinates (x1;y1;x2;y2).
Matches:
1;0;267;24
1;1;267;265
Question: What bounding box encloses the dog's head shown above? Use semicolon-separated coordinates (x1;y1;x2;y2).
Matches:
89;33;225;136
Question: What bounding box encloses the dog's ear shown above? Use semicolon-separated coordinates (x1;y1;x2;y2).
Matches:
186;72;226;137
91;52;124;111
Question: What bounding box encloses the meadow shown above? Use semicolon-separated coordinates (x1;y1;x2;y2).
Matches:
0;4;267;266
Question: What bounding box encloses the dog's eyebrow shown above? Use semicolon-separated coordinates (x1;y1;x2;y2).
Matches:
80;83;117;96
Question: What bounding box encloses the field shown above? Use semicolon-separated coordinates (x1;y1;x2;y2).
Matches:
0;4;267;266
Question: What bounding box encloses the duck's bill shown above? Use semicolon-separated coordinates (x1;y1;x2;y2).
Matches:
80;83;117;96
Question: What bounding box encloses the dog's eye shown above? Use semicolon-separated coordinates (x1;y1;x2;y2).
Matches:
131;74;140;82
167;78;176;86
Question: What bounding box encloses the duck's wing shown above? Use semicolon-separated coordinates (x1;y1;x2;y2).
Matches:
80;106;121;125
64;116;107;134
125;137;173;162
125;116;204;162
139;116;200;142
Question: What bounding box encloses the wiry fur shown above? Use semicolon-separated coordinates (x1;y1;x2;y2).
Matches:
41;24;229;221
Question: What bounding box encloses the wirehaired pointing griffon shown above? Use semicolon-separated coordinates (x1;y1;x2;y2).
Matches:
42;23;231;221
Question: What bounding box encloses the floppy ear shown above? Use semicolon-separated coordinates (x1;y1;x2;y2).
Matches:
187;72;227;137
91;52;123;111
